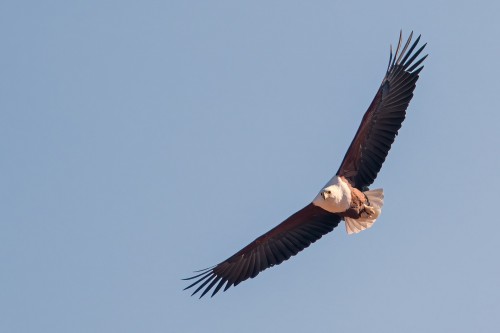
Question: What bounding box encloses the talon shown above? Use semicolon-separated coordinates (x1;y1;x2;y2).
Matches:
363;204;375;217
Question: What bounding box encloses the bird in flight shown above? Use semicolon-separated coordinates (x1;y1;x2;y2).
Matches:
184;31;427;298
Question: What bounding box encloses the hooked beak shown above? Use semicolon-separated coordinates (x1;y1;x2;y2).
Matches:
321;191;326;200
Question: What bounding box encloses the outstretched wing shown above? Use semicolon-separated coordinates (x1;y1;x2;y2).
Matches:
183;204;341;298
336;31;427;189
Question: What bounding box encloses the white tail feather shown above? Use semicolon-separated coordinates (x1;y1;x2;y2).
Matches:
345;188;384;235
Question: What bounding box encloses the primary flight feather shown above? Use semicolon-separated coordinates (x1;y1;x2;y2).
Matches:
184;31;427;298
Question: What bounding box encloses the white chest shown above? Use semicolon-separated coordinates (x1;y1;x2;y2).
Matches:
312;176;352;213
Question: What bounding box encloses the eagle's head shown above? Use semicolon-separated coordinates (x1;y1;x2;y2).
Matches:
320;185;342;202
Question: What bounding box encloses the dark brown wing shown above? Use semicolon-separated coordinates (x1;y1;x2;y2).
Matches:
183;204;341;298
336;31;427;189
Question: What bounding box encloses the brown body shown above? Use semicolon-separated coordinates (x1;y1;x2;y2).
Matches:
339;176;370;219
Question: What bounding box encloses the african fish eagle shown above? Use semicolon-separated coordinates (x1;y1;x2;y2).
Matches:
184;31;427;298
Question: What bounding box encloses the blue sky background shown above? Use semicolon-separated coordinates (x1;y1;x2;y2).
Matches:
2;1;500;332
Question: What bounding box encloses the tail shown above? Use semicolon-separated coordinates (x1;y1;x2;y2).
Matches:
345;188;384;235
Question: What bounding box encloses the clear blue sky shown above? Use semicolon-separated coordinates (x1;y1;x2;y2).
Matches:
2;1;499;332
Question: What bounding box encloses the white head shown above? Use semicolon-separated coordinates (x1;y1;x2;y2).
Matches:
312;176;352;213
321;185;343;203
